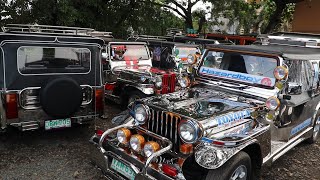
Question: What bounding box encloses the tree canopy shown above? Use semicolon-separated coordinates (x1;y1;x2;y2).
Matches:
0;0;302;37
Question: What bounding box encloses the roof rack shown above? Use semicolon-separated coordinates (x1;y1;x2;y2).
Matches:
2;24;95;36
89;31;114;38
128;35;168;41
257;33;320;48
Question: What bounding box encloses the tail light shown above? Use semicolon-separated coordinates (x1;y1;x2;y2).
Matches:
94;88;104;114
6;93;18;119
96;129;104;137
162;164;178;177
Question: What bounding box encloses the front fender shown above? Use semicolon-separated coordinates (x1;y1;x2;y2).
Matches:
124;84;154;95
194;139;258;169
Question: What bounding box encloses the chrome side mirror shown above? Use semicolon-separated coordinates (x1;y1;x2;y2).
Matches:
287;82;302;95
102;52;108;59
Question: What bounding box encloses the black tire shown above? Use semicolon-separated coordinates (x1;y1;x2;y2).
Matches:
203;151;252;180
121;90;147;108
40;77;82;118
306;114;320;144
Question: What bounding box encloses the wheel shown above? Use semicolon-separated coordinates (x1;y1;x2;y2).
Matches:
203;151;252;180
306;115;320;144
121;90;147;108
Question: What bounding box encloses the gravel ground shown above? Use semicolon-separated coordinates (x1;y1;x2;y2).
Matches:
0;102;319;180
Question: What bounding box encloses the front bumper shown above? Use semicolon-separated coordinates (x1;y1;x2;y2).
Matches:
89;120;178;180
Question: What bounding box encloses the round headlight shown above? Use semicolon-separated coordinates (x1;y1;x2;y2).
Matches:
178;120;202;143
143;141;160;157
273;66;288;80
187;54;197;64
178;76;191;88
134;104;149;124
117;128;132;145
266;96;280;110
129;134;145;153
154;76;162;90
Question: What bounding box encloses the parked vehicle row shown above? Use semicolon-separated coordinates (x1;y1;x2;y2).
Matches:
91;32;320;180
1;24;320;180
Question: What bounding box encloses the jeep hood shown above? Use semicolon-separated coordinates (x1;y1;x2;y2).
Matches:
141;87;256;121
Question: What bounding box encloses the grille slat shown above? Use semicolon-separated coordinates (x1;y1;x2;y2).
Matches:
147;109;181;152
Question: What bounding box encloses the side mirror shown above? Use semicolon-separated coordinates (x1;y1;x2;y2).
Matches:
287;82;302;95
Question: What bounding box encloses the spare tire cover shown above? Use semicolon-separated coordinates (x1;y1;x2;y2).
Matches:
40;77;82;118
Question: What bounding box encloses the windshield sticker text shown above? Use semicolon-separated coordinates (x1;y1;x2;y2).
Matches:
199;67;275;87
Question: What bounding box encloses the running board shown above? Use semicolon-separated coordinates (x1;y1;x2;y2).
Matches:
263;127;313;165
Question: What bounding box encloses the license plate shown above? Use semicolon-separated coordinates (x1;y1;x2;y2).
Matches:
110;158;136;180
45;118;71;130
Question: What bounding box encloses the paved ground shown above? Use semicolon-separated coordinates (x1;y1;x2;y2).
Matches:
0;103;319;180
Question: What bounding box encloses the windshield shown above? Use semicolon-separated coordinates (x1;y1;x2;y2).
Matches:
175;46;199;58
200;50;278;87
111;44;149;61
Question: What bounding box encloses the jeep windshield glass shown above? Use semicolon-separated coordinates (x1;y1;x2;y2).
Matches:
111;44;149;61
200;50;277;87
17;47;91;74
174;46;199;59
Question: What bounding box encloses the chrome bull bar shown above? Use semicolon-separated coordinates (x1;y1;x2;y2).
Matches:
98;117;173;177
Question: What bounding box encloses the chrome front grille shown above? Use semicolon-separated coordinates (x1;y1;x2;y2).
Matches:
147;108;181;152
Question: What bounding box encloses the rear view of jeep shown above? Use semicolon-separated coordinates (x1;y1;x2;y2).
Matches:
0;24;104;132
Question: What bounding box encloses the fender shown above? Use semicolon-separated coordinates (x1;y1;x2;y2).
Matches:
194;139;259;170
123;84;154;95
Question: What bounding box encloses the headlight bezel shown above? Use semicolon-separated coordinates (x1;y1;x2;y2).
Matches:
178;119;203;144
273;66;288;80
265;96;280;111
178;76;191;88
187;54;197;64
133;104;150;125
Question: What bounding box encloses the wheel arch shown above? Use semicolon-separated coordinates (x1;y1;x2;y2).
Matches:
242;143;262;177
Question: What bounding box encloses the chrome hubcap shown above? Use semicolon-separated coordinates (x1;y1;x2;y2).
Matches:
230;165;247;180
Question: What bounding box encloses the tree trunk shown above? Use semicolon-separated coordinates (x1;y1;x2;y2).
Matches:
198;15;205;33
263;0;286;33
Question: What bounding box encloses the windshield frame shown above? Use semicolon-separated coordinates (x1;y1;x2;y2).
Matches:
197;48;281;89
108;42;151;62
173;45;200;58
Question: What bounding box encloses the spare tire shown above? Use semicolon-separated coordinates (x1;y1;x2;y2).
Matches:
40;77;82;118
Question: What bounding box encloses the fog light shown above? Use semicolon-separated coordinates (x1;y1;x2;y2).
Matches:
117;128;131;145
130;134;145;153
143;141;160;157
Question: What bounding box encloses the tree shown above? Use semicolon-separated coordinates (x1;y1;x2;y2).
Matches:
263;0;301;33
145;0;209;31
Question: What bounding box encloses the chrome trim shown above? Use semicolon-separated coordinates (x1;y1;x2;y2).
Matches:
98;118;172;177
262;127;313;164
81;85;93;105
18;87;41;110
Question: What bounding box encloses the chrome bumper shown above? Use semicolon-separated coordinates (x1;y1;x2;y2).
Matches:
91;118;175;180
